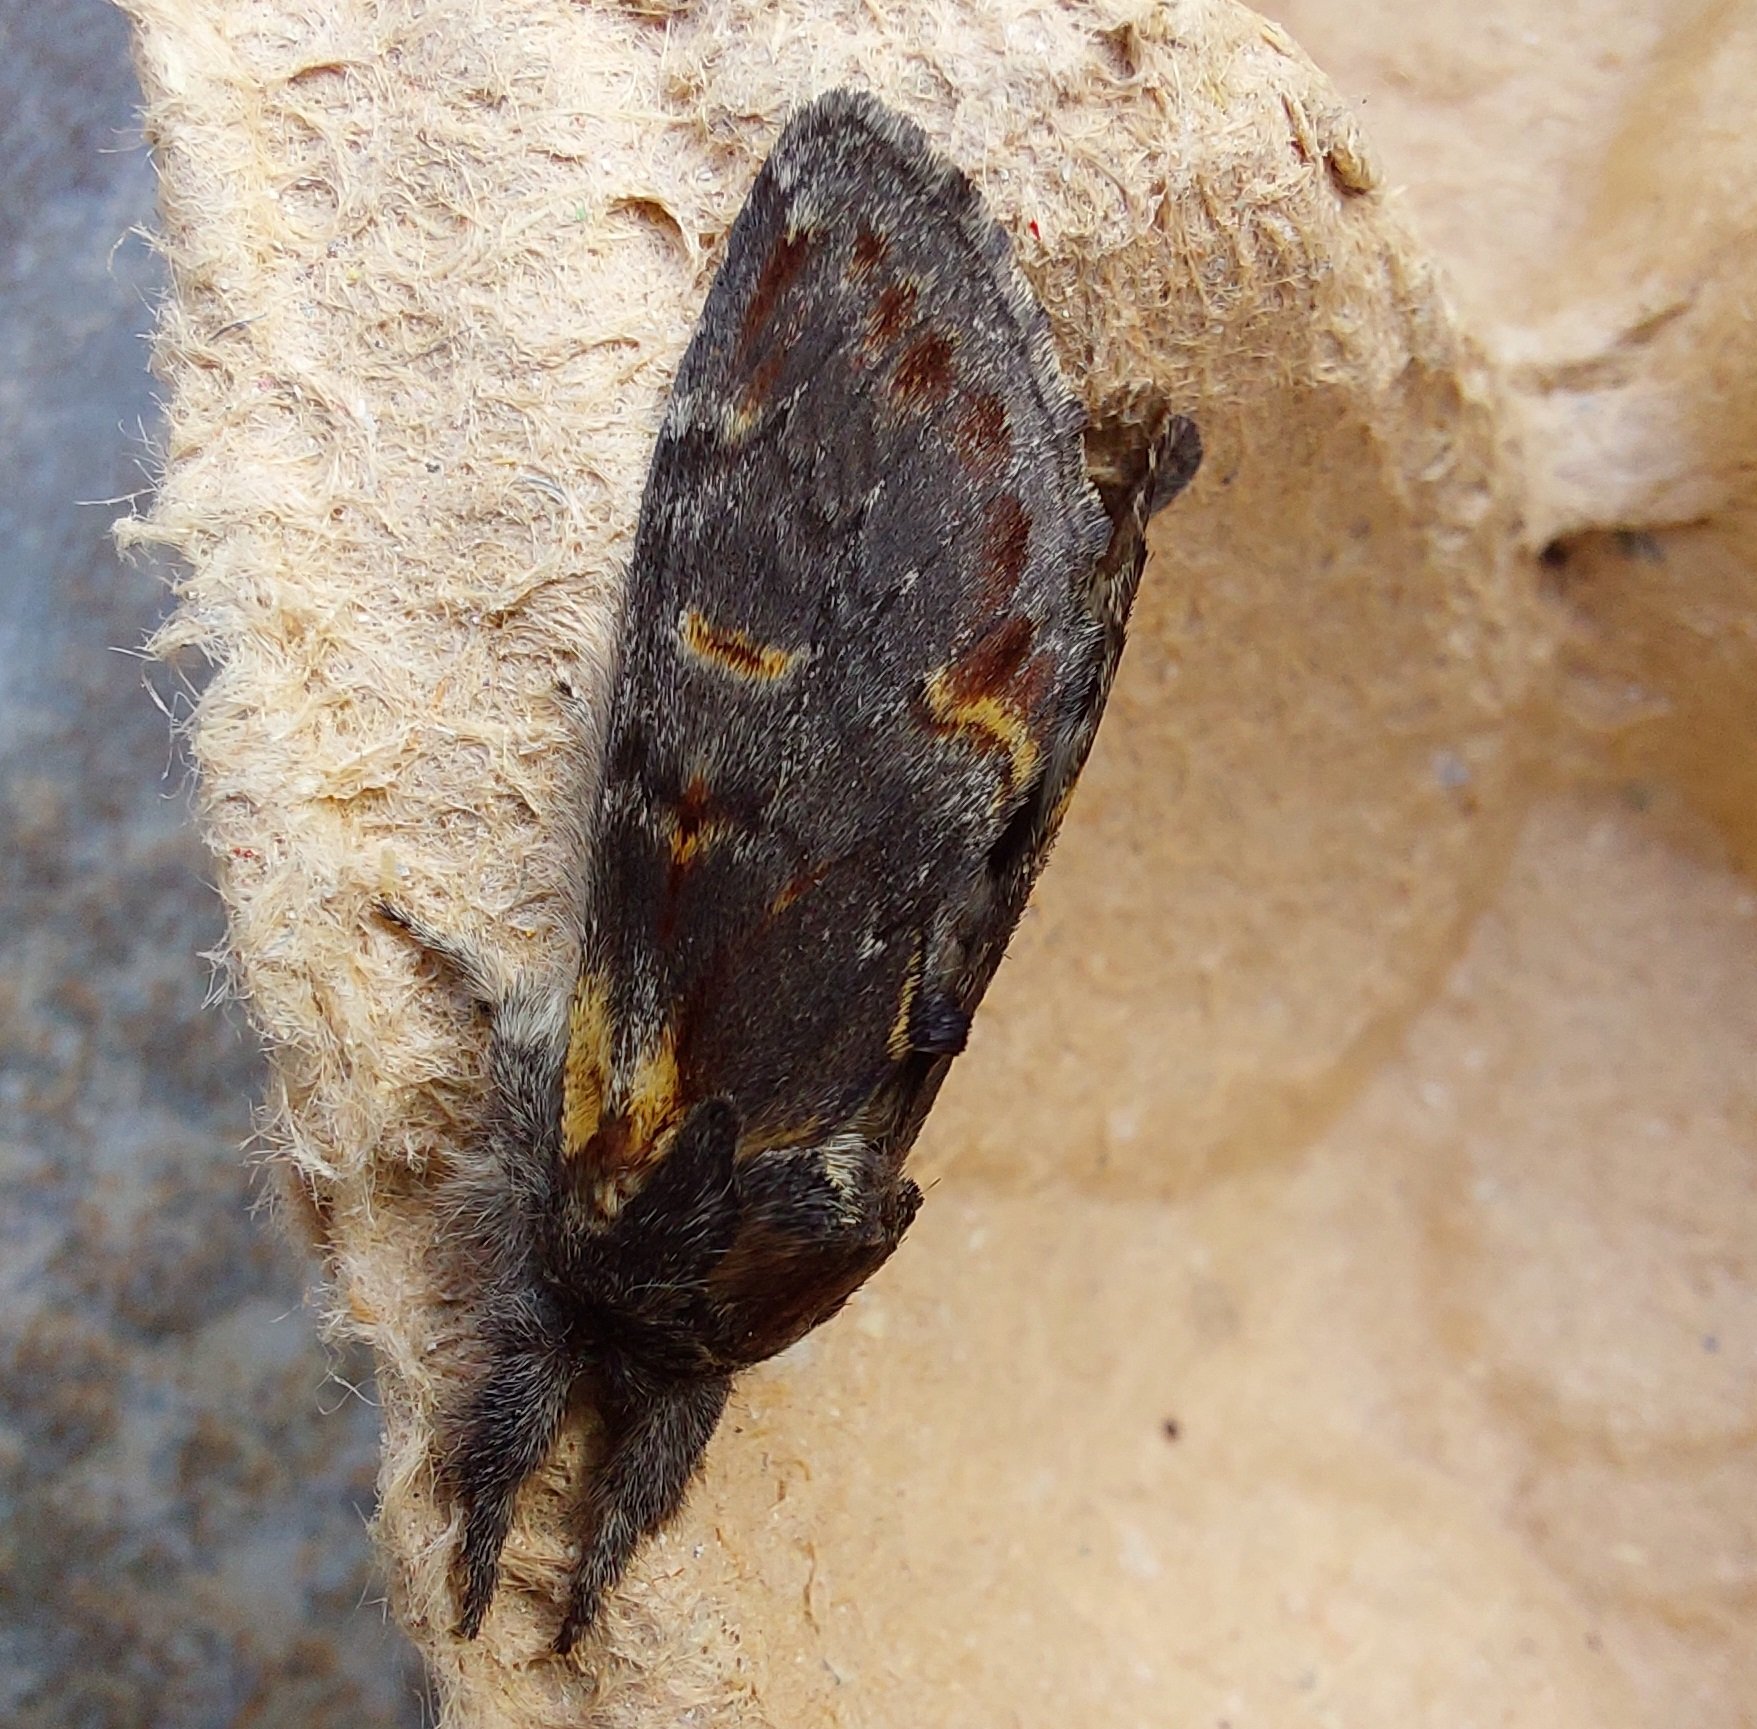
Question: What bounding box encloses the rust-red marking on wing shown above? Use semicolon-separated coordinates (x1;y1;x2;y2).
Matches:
891;330;956;409
865;280;919;355
668;773;722;868
946;614;1035;700
735;348;787;425
847;224;889;282
977;494;1032;606
951;390;1011;481
741;226;813;347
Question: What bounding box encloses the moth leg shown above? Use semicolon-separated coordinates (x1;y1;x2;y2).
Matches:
375;898;502;1007
441;1301;577;1639
379;900;569;1178
553;1373;732;1655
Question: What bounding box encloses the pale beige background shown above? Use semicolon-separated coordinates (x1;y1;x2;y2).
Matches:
120;0;1755;1724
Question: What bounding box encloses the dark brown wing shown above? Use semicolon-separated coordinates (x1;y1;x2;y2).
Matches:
963;409;1205;1003
879;407;1204;1158
694;408;1201;1359
574;90;1121;1186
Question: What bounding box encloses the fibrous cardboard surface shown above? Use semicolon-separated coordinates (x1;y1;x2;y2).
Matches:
115;0;1757;1723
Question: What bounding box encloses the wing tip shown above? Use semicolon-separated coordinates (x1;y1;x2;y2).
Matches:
768;87;1102;518
1148;413;1204;516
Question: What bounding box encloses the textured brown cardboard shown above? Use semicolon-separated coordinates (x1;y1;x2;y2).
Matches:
117;0;1757;1722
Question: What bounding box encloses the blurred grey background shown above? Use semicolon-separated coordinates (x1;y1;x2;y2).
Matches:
0;4;424;1722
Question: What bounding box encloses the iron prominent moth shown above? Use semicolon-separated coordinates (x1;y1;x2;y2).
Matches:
386;88;1200;1652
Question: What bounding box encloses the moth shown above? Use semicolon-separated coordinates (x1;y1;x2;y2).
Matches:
385;88;1200;1653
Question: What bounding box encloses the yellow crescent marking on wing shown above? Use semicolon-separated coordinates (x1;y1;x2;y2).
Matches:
922;666;1040;797
669;824;723;868
561;974;612;1159
579;1026;681;1215
576;1025;686;1216
887;937;924;1061
679;608;803;683
624;1027;682;1158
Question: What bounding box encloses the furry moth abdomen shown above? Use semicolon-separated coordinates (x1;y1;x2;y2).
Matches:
386;87;1201;1653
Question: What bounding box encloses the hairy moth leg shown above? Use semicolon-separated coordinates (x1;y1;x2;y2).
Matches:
554;1372;732;1655
379;902;577;1633
550;1133;913;1651
441;1300;577;1638
374;900;503;1001
377;900;569;1100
